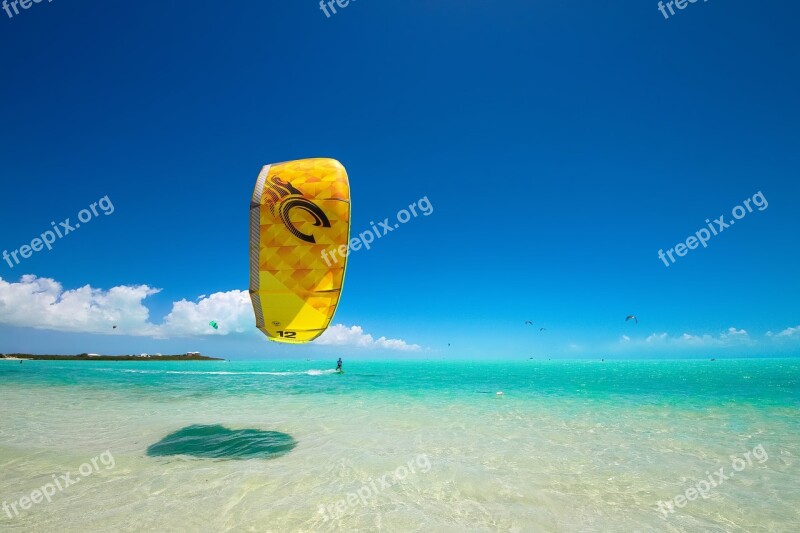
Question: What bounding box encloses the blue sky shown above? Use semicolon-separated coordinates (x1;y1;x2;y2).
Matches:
1;0;798;359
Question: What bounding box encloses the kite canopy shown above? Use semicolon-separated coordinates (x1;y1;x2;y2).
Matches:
626;315;638;324
209;321;219;330
249;158;351;344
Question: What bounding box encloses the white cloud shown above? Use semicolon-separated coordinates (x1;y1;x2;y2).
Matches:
0;275;160;335
646;332;668;343
680;333;715;345
160;290;253;337
777;325;800;338
637;328;751;347
315;324;421;351
721;327;748;339
0;276;420;350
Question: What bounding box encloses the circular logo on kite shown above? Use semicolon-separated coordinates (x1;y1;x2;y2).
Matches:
264;176;331;244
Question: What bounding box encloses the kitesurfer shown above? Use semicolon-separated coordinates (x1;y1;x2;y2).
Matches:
336;357;343;371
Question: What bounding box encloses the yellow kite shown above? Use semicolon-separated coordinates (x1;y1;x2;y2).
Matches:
249;158;351;343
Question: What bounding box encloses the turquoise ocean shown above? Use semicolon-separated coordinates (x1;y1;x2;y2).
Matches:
1;358;798;532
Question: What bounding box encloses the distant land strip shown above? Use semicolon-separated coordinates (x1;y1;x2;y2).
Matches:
0;353;224;361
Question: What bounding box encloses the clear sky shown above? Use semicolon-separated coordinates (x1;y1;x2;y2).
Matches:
1;0;798;359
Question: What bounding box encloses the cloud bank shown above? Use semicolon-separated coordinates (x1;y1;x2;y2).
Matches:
316;324;420;351
0;275;160;335
618;326;768;350
0;275;419;350
632;327;755;348
776;325;800;338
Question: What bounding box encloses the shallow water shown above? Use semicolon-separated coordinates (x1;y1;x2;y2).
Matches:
1;359;798;531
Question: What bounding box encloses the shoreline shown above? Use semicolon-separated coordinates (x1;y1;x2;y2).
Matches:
0;354;224;361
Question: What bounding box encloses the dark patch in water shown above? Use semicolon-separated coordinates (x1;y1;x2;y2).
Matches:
147;424;296;460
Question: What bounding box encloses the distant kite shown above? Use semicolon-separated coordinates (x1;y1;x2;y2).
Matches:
209;321;219;330
626;315;638;324
112;325;117;329
525;321;533;326
540;328;546;331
